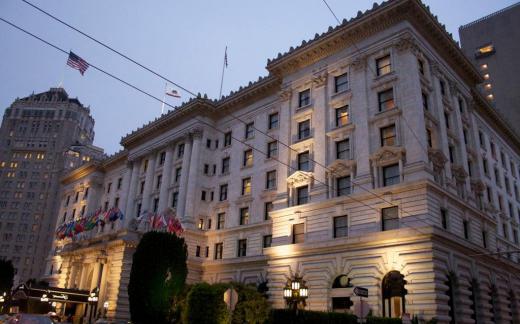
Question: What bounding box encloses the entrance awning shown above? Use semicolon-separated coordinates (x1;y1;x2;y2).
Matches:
12;284;90;304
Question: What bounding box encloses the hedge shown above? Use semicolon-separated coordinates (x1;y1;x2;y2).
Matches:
269;309;402;324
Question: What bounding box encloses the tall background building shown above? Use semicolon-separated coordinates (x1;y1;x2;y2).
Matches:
459;2;520;136
0;87;103;282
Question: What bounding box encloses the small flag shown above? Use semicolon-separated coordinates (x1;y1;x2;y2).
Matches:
67;51;89;75
165;88;181;98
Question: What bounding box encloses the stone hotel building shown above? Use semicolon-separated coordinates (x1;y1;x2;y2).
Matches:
44;0;520;322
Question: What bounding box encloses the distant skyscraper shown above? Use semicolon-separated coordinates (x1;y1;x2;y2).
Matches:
459;2;520;135
0;87;103;282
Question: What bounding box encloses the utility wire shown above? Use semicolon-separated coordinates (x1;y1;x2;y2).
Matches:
0;16;396;220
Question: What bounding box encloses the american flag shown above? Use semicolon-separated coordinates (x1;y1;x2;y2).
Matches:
67;51;89;75
165;88;181;98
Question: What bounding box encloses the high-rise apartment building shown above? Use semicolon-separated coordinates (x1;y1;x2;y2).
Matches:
0;87;103;281
459;2;520;136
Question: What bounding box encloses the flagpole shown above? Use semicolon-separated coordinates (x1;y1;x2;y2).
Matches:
218;46;227;99
161;82;167;114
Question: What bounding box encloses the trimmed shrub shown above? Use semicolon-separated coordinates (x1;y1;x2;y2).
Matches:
184;282;231;324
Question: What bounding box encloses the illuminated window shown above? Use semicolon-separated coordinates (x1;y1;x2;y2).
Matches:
241;178;251;195
378;89;395;111
475;44;495;57
335;106;349;127
239;207;249;225
376;55;392;76
293;223;305;243
217;212;225;229
243;149;253;167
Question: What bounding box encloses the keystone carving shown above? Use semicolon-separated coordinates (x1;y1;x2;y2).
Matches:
312;72;328;88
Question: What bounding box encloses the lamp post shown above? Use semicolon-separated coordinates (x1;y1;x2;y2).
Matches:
283;275;309;318
103;301;109;319
87;288;99;324
40;294;49;303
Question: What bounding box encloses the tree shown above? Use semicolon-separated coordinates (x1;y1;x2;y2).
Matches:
0;259;14;294
128;231;187;324
183;282;230;324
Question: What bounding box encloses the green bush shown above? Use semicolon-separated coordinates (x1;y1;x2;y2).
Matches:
128;231;187;324
230;283;270;324
184;282;231;324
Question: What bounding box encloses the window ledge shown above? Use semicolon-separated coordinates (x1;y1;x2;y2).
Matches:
369;107;401;124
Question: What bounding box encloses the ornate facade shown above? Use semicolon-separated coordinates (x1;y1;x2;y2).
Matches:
44;0;520;323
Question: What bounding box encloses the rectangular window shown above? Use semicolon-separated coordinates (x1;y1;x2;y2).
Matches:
334;73;349;93
219;184;228;201
298;120;311;140
449;146;456;164
382;206;399;231
201;190;206;201
84;187;89;199
478;131;485;147
156;175;162;190
143;159;149;172
242;177;251;195
336;139;350;160
268;112;279;129
266;170;276;190
380;124;396;147
293;223;305;243
206;139;211;148
237;239;247;257
422;92;429;111
171;192;178;208
267;141;278;158
376;55;391;76
217;213;225;229
263;235;272;248
383;164;400;186
337;176;351;196
204;164;209;175
177;144;185;158
243;149;253;167
159;151;166;165
140;181;145;194
240;207;249;225
334;215;348;238
175;167;182;182
299;89;310;107
117;178;123;190
298;151;310;171
297;186;309;205
463;220;470;239
378;89;395;111
153;198;159;213
221;157;230;174
195;246;201;257
264;201;273;220
418;59;424;75
513;229;518;244
441;208;448;229
503;223;508;239
482;231;488;248
224;131;232;146
439;80;446;96
426;129;433;148
214;243;223;259
136;203;142;218
245;122;254;139
335;106;349;127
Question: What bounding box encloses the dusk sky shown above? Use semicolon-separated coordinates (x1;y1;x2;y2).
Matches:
1;0;516;154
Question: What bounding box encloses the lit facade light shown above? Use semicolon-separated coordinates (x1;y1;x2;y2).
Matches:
483;74;490;80
283;275;309;311
487;94;494;100
40;294;49;302
481;64;488;69
484;83;492;90
104;301;109;309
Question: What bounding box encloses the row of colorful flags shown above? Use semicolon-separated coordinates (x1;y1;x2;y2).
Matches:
55;207;123;240
136;209;183;234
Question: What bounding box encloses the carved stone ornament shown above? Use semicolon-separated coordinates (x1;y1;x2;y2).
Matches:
470;179;485;193
312;72;328;88
430;62;442;78
350;55;367;71
189;127;203;139
428;149;448;171
451;165;468;182
286;170;314;188
394;35;420;54
279;88;292;102
369;146;405;167
327;159;356;177
448;79;458;96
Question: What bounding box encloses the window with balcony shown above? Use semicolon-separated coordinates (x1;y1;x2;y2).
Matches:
335;106;349;127
334;73;349;93
383;164;400;186
268;112;279;130
334;215;348;238
378;89;395;111
298;120;311;140
242;177;251;195
298;151;310;171
337;176;351;196
376;55;391;76
299;89;310;107
336;139;350;160
382;206;399;231
380;124;396;147
296;186;309;205
293;223;305;243
239;207;249;225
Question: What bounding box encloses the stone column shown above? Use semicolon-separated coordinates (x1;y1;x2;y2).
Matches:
158;147;174;212
140;156;156;213
183;130;202;223
311;71;328;199
177;138;193;218
124;161;140;224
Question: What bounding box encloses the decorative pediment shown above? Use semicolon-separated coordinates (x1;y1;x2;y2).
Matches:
451;165;468;182
287;170;314;188
428;149;448;171
370;146;405;166
327;160;356;177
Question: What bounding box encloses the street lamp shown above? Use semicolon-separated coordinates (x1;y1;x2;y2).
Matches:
87;288;99;323
283;275;309;314
40;294;49;303
103;301;109;319
0;292;6;314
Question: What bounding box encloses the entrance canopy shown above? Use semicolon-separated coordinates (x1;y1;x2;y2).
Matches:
12;284;90;304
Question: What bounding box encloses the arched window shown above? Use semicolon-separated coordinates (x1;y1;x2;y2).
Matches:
331;275;353;312
382;271;407;318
